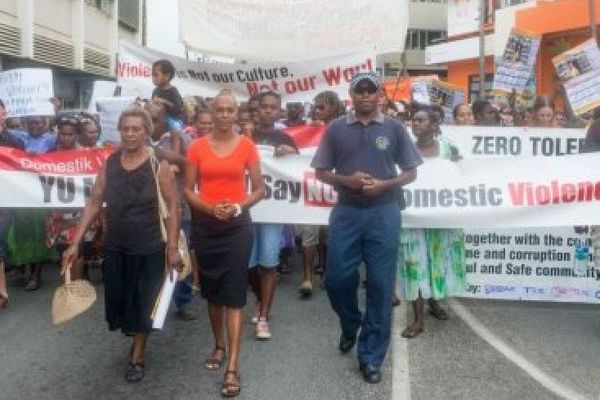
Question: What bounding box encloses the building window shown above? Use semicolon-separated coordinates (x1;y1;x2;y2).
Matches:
119;0;140;31
498;0;531;8
406;30;447;50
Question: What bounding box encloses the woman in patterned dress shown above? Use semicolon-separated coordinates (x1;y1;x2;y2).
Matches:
399;106;466;339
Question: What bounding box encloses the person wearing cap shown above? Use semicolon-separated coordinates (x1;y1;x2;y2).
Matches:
312;71;422;383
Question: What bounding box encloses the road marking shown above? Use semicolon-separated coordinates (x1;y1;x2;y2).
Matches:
449;299;586;400
392;300;411;400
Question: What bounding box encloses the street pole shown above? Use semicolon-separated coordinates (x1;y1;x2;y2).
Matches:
590;0;597;47
142;0;147;47
478;0;486;99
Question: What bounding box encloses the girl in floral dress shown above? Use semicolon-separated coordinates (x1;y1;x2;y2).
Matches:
399;106;466;339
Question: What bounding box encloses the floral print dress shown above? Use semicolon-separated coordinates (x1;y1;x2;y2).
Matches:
398;138;466;301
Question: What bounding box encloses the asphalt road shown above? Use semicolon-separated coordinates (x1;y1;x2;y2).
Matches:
2;258;600;400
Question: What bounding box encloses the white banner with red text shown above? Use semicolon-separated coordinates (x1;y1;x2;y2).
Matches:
117;41;374;103
3;145;598;230
1;124;599;303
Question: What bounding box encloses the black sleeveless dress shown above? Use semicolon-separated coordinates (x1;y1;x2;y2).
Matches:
102;150;165;335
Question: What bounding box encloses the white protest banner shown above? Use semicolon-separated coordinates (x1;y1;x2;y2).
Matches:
178;0;407;61
461;226;599;303
431;126;597;303
0;147;110;208
118;41;374;103
251;149;600;228
440;125;585;158
94;97;136;144
1;125;600;304
3;144;600;229
0;68;55;117
411;79;465;124
493;29;541;94
553;39;600;116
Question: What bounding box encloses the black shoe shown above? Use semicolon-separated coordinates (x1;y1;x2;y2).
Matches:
125;361;145;383
339;333;356;353
359;363;381;384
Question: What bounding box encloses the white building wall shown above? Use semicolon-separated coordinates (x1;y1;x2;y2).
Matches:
34;0;73;40
0;0;142;77
85;5;114;52
379;0;448;77
424;0;536;65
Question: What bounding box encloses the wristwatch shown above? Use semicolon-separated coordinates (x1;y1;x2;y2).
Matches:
233;203;242;218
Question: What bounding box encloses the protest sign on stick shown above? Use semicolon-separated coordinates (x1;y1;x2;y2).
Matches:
493;29;541;95
412;78;465;123
0;68;55;117
553;39;600;116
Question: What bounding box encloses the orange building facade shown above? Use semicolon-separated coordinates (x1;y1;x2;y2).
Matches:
434;0;600;107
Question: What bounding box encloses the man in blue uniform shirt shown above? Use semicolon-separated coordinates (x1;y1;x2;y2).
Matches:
311;71;422;383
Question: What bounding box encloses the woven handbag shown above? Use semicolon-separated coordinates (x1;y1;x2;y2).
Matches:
147;147;192;281
52;267;97;325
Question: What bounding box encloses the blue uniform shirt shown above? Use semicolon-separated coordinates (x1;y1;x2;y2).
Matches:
311;111;422;207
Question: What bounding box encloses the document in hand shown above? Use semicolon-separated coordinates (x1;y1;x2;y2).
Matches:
151;270;179;330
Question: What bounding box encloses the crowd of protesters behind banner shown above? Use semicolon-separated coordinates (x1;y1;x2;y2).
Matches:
1;60;600;397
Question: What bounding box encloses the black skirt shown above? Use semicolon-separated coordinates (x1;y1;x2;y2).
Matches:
103;249;164;335
194;212;253;308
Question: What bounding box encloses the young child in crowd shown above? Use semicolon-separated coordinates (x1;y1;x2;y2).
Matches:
151;59;184;130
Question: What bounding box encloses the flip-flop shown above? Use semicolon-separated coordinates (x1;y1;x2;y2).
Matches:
401;326;424;339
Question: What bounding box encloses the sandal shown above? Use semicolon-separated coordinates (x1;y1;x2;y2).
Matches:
401;325;424;339
204;346;226;371
428;300;449;320
221;370;241;397
0;293;8;309
125;361;145;383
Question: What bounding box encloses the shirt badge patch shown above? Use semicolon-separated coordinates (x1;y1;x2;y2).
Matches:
375;136;390;150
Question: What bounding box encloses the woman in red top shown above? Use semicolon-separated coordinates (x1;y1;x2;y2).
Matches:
185;91;264;398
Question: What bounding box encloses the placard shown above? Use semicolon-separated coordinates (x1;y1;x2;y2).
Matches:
0;69;55;117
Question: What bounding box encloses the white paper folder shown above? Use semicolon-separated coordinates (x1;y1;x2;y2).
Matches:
151;270;178;330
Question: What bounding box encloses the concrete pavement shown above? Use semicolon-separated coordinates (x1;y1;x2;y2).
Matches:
0;263;390;400
2;260;600;399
